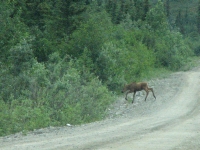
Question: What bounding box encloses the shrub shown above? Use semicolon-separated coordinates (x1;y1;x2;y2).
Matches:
96;36;155;91
155;31;193;70
0;99;11;136
67;10;114;61
10;99;51;133
0;51;115;136
44;53;115;125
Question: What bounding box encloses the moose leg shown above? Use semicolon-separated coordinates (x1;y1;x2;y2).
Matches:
144;89;149;101
132;91;136;103
148;88;156;99
125;91;131;100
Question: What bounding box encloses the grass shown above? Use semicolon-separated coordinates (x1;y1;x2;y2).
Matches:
140;56;200;82
180;56;200;71
141;67;172;81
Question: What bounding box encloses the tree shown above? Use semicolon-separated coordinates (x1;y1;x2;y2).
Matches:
67;11;114;61
143;0;150;20
0;1;28;63
197;0;200;34
5;0;90;62
146;0;168;32
184;8;189;25
134;0;145;21
175;10;184;34
165;0;170;18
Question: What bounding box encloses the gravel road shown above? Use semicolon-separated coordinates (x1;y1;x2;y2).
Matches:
1;66;200;150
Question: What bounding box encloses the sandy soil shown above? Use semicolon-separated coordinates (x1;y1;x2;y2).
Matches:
1;66;200;150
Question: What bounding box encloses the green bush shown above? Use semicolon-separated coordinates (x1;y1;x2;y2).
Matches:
0;99;11;136
154;31;193;70
67;10;114;60
44;53;115;125
96;32;155;91
0;38;36;102
0;51;115;136
10;99;51;133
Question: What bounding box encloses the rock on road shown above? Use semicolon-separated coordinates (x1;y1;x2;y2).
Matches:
1;67;200;150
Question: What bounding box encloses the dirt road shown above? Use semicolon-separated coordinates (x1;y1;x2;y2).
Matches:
1;67;200;150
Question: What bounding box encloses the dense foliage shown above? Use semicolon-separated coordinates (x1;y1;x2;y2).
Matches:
0;0;198;136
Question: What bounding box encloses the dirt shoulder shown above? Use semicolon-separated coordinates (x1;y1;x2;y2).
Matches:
1;66;200;150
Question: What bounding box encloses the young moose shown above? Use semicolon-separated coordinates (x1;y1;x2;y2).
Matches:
121;82;156;103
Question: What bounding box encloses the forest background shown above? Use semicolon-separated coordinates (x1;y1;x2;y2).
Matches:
1;0;200;136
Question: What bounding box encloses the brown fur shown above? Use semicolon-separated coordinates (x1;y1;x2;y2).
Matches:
121;82;156;103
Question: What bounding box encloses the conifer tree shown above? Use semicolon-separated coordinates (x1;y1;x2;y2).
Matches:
146;0;167;31
165;0;170;18
175;10;184;34
184;8;188;25
143;0;150;20
135;0;144;21
197;0;200;34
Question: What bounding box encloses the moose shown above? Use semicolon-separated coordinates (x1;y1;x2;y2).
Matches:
121;82;156;103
